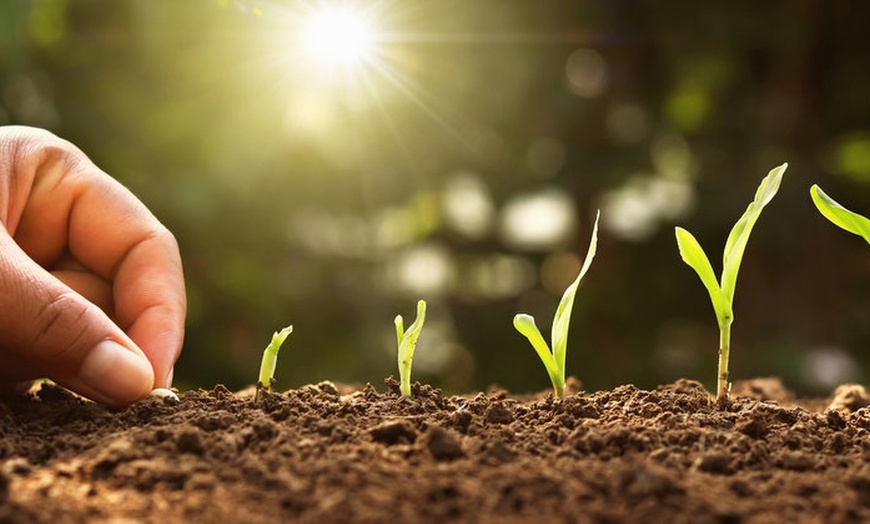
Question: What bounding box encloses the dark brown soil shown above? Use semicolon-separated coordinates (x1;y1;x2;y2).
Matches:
2;377;870;523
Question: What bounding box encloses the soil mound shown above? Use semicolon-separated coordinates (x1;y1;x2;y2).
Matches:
2;378;869;523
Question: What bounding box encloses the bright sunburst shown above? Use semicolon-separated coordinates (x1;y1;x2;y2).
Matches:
257;0;594;154
298;5;376;72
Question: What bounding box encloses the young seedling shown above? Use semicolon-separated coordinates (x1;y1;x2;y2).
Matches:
395;300;427;397
810;184;870;245
255;325;293;402
675;163;787;399
513;211;600;399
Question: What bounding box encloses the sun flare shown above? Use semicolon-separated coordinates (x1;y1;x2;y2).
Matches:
298;5;376;72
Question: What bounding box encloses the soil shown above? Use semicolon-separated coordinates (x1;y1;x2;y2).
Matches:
2;377;870;523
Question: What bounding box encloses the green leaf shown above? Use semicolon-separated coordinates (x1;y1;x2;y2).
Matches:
721;163;787;302
675;227;731;326
551;210;599;376
513;314;562;391
811;184;870;245
394;315;404;348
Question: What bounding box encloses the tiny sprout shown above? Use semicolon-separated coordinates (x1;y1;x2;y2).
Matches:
675;163;787;399
395;300;427;397
810;184;870;245
148;388;179;402
256;325;293;402
513;211;600;399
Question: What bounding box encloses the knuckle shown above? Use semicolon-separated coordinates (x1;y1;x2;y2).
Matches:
30;292;94;359
8;128;83;191
8;127;72;165
154;226;186;288
156;225;181;254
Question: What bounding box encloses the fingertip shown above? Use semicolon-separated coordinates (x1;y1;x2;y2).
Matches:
124;305;184;391
78;340;154;405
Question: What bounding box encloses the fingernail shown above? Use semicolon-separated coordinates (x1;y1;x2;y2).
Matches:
165;367;175;388
80;341;153;403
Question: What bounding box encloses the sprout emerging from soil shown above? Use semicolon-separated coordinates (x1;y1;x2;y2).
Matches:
513;211;600;399
395;300;427;397
810;185;870;245
675;163;787;399
256;325;293;402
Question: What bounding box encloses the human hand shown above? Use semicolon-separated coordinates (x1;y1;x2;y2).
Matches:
0;126;186;406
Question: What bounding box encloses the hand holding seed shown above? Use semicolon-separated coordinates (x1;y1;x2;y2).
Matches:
0;126;186;406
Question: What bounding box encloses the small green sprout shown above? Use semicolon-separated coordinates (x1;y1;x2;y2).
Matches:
256;325;293;402
513;211;600;399
810;184;870;245
395;300;427;397
675;163;787;399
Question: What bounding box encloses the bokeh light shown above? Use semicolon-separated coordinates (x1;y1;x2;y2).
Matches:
499;189;577;251
442;173;495;240
565;48;608;98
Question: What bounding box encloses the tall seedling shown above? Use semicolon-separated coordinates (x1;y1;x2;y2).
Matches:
675;163;787;399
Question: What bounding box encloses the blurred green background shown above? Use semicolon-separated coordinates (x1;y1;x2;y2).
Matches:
3;0;870;396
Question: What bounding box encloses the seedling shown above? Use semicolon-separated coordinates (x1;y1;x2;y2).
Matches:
395;300;427;397
675;163;787;399
810;184;870;245
513;211;600;399
255;325;293;402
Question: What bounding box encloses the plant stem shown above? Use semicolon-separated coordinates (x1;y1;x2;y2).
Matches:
717;322;731;399
553;380;565;399
399;356;412;397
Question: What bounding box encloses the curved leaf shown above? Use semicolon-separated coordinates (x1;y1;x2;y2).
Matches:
721;163;787;302
675;227;731;326
513;313;563;392
811;184;870;245
551;210;599;377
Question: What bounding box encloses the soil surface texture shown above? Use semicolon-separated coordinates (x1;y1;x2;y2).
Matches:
2;377;870;523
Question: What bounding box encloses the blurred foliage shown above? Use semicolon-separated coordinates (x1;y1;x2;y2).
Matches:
3;0;870;395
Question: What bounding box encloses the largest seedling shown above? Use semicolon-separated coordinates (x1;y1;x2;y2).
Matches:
675;163;787;399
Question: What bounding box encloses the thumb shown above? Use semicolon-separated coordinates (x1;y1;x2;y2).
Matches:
0;234;154;406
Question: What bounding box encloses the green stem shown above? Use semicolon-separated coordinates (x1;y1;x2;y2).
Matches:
553;380;565;399
717;322;731;399
399;357;412;397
